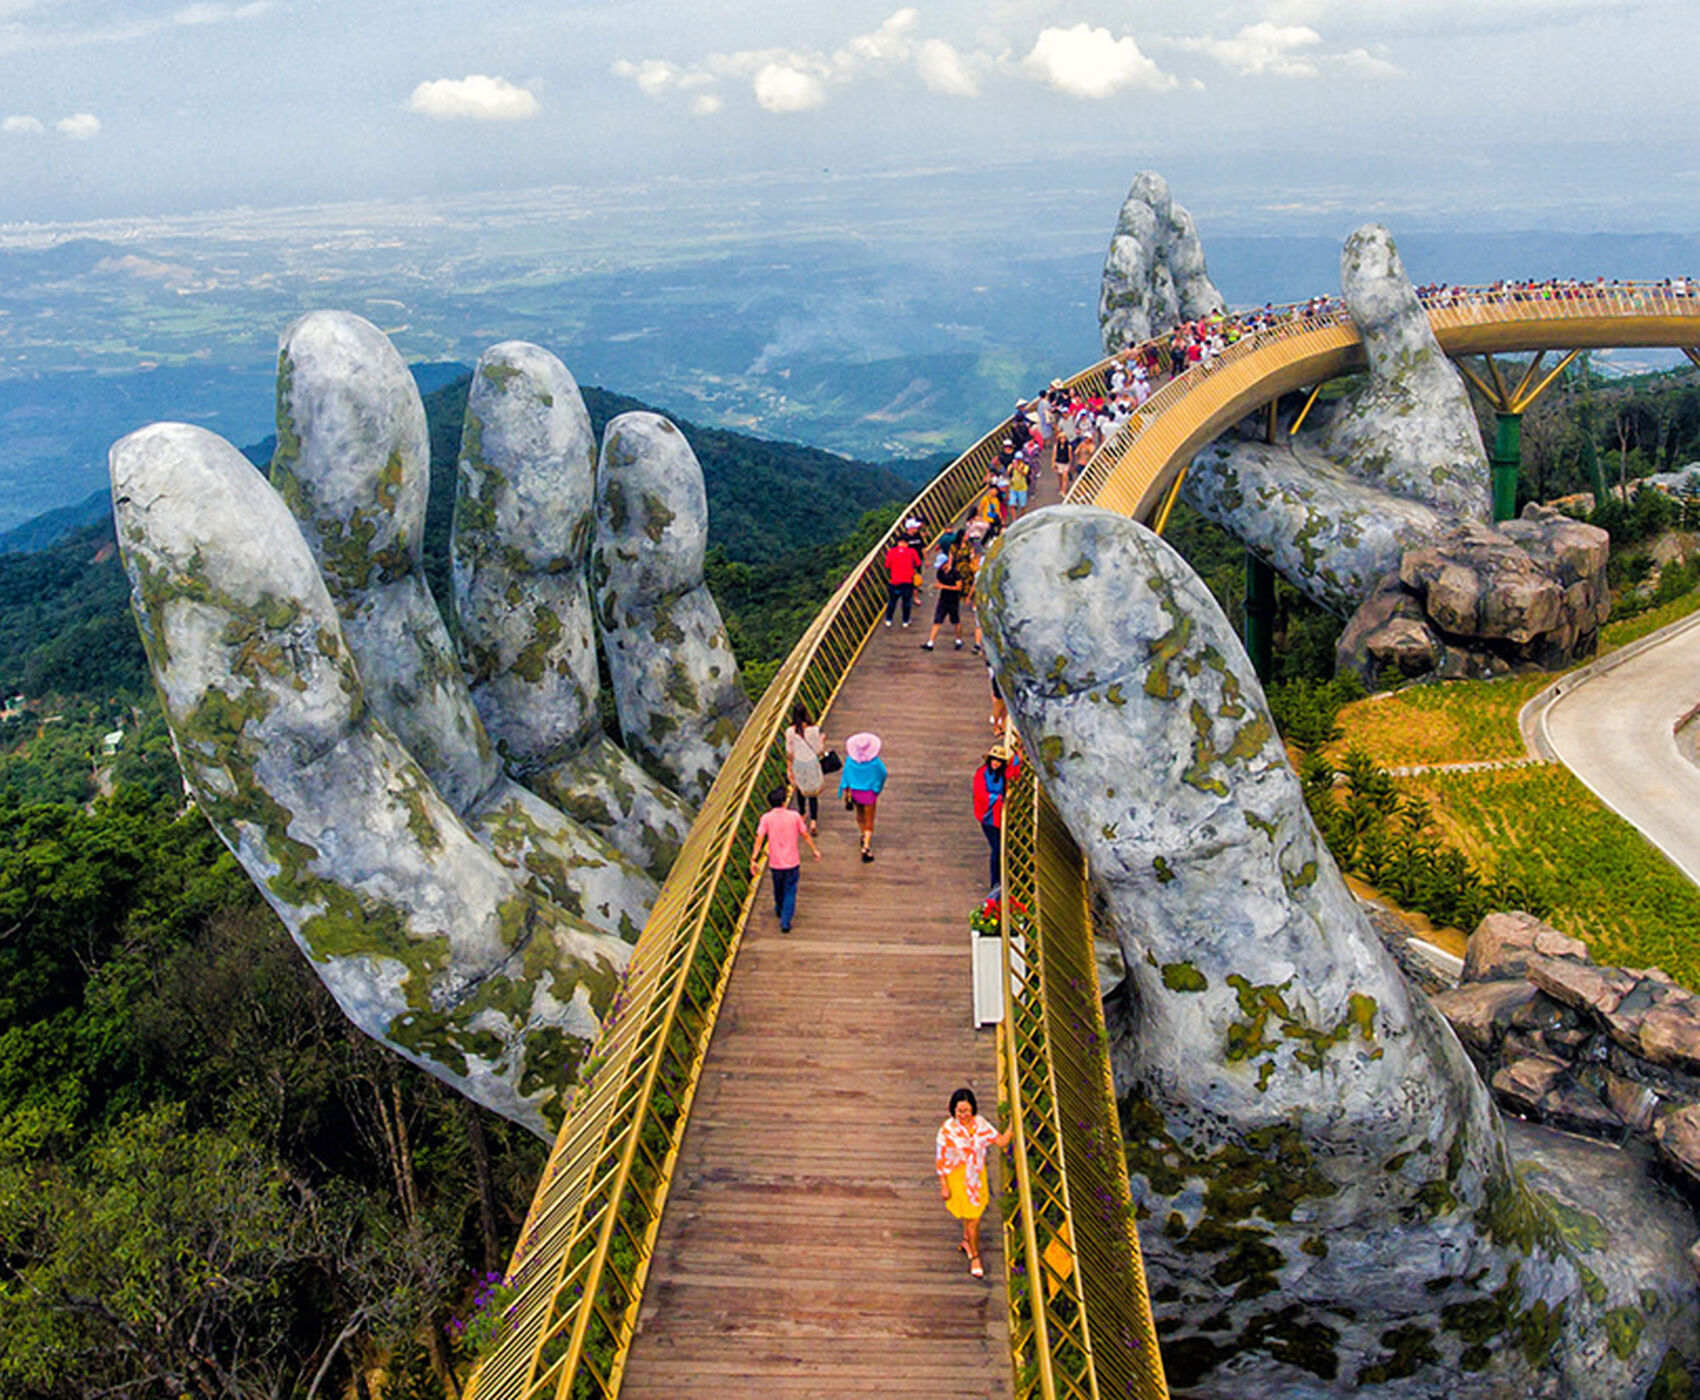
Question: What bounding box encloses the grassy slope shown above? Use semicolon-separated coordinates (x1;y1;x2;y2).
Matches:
1327;593;1700;985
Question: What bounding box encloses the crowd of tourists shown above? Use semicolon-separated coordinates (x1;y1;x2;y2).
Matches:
1416;276;1698;307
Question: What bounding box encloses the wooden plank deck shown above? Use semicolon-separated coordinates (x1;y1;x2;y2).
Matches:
621;553;1017;1398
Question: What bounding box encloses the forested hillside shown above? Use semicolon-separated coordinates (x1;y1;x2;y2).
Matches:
1;359;1696;1397
0;386;920;1399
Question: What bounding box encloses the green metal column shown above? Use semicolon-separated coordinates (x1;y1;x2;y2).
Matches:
1243;552;1276;684
1492;412;1523;523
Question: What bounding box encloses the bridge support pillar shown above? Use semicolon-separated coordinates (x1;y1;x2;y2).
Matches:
1492;412;1523;523
1243;552;1276;684
1456;349;1584;524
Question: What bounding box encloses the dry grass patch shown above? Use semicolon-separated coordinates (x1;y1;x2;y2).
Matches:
1329;674;1549;768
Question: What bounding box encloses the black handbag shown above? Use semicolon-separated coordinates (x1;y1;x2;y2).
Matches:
820;748;842;774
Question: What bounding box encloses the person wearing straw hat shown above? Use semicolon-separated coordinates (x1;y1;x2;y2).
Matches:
972;742;1020;890
838;731;887;863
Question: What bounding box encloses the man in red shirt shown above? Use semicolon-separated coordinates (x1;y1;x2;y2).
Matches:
883;534;924;628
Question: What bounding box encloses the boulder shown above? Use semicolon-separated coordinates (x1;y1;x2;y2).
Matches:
1527;955;1634;1020
1537;1083;1625;1137
1602;1071;1660;1133
1640;1001;1700;1075
1492;1054;1569;1115
1097;171;1224;353
1431;979;1539;1055
1463;910;1583;982
1656;1104;1700;1188
1500;504;1611;595
1400;523;1564;642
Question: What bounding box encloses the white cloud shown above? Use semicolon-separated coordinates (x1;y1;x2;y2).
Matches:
2;113;44;135
690;93;724;117
0;0;271;53
56;112;100;139
845;8;916;64
752;62;827;113
1025;24;1176;98
611;57;679;97
614;8;984;114
406;75;540;123
1330;46;1401;76
915;38;980;97
172;2;273;25
1177;22;1323;77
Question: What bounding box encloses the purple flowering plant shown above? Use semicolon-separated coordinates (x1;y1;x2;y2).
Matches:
446;1270;517;1359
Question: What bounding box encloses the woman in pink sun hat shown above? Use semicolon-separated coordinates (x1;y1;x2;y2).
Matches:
838;731;887;863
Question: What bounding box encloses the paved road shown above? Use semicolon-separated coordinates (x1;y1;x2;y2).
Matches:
1542;615;1700;886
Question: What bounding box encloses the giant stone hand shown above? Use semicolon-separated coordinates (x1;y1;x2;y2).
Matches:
979;508;1696;1397
1102;198;1610;683
110;312;747;1137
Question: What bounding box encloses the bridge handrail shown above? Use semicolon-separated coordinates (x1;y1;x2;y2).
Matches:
1068;278;1700;516
469;272;1700;1400
464;356;1119;1400
998;760;1170;1400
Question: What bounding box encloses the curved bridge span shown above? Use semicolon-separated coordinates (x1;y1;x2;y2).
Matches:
466;284;1700;1400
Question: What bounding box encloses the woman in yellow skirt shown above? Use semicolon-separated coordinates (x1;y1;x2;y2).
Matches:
936;1087;1011;1279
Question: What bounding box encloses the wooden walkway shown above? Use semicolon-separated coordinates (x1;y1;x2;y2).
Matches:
621;571;1015;1397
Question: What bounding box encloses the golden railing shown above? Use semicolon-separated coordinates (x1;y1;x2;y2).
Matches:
998;760;1168;1400
463;359;1114;1400
469;275;1700;1400
1068;280;1700;521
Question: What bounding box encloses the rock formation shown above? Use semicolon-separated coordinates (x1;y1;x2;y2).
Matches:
1339;505;1612;685
1177;223;1610;687
1098;171;1225;354
1435;910;1700;1179
978;505;1697;1397
109;312;745;1136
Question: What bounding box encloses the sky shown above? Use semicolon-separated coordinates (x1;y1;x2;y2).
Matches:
1;0;1697;230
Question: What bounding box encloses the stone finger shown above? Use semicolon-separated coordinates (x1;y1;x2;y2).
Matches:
1320;224;1491;520
452;342;601;771
1184;434;1447;616
272;309;500;814
449;342;693;878
976;506;1603;1389
111;422;631;1135
593;412;749;804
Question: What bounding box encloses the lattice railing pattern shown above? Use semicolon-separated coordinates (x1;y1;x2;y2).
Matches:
998;761;1168;1400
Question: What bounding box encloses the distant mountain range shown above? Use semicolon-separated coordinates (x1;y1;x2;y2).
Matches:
0;370;928;564
2;221;1695;535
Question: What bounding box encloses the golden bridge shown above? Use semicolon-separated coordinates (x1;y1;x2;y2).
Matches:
464;282;1700;1400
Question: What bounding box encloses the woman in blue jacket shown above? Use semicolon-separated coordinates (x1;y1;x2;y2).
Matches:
839;731;888;863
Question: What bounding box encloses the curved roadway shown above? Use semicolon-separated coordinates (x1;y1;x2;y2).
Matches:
1541;613;1700;886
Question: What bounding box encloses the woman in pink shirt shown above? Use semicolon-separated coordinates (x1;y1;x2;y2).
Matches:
750;786;820;933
